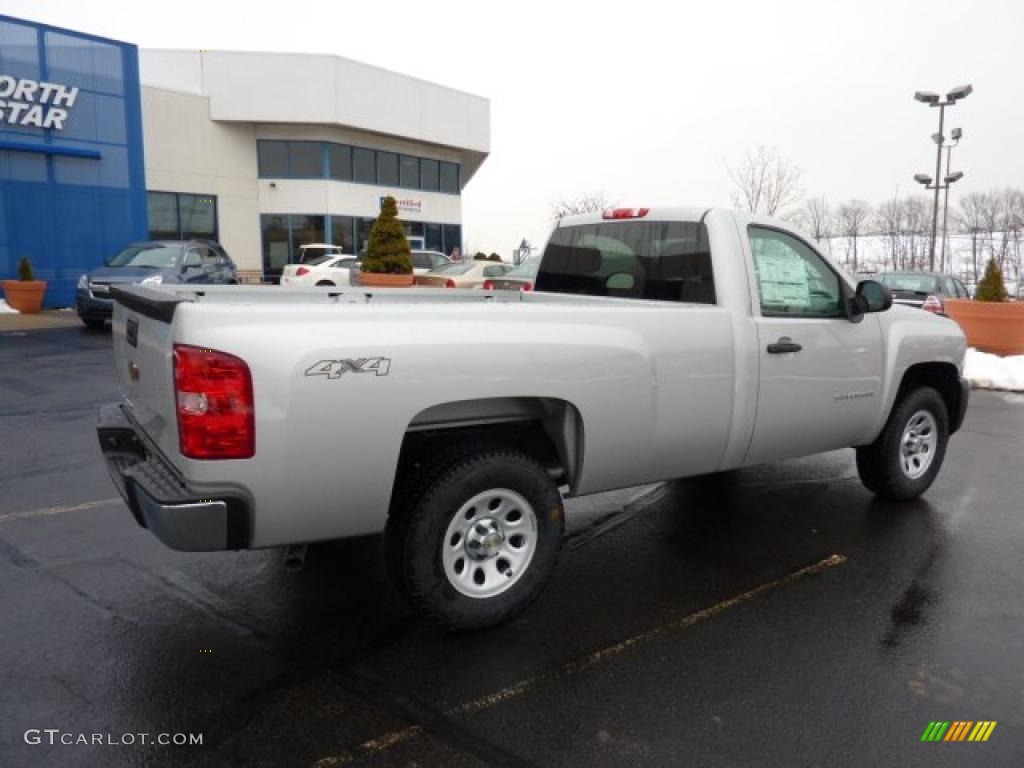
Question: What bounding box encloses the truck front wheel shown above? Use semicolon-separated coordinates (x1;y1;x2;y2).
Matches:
388;448;564;631
856;386;949;501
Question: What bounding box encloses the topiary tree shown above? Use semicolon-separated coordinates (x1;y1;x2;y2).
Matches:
488;253;502;262
974;257;1008;302
362;197;412;274
17;256;35;281
473;252;488;261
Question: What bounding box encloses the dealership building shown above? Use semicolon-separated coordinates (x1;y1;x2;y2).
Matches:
0;14;490;306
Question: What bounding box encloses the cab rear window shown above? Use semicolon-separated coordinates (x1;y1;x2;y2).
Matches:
535;220;715;303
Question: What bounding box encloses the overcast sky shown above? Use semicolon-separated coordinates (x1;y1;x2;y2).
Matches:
6;0;1023;255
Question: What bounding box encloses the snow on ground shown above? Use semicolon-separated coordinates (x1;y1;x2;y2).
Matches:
0;299;19;314
964;348;1024;392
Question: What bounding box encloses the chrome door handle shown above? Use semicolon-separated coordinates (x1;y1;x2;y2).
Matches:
766;336;802;354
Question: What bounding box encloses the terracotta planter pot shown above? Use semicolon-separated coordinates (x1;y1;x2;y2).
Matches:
2;280;47;313
944;298;1024;356
357;272;415;288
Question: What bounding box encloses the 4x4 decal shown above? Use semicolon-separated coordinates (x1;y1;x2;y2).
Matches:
305;358;391;379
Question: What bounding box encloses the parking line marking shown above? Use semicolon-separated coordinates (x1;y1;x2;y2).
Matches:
0;497;122;524
313;553;847;766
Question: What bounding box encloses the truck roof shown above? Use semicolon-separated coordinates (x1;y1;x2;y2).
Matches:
554;206;710;227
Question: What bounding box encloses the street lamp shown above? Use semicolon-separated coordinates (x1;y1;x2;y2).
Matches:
939;129;963;272
913;166;965;271
913;84;972;270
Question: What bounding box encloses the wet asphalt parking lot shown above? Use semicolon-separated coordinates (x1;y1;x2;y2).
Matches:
1;325;1023;767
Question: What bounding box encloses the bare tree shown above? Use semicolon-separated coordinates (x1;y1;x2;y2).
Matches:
875;197;905;270
958;192;987;283
727;146;803;217
837;199;871;272
551;192;616;222
903;197;930;271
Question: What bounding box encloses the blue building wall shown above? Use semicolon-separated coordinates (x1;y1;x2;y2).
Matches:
0;15;147;308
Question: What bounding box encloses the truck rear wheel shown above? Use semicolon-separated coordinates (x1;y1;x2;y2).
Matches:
388;448;564;631
856;386;949;501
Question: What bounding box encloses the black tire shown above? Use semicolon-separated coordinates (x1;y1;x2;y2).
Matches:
387;448;564;631
856;386;949;501
315;280;335;287
81;316;106;330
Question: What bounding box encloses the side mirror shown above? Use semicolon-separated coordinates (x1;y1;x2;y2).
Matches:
856;279;892;313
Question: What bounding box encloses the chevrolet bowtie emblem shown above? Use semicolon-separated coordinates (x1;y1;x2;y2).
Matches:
129;361;140;382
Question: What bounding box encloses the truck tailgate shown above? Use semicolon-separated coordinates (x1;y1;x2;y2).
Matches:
111;286;182;459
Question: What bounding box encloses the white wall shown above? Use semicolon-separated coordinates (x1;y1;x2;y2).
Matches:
142;86;262;271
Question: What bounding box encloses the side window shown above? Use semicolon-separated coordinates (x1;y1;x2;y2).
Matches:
955;279;969;298
411;253;429;270
748;227;844;317
183;248;202;269
200;246;218;268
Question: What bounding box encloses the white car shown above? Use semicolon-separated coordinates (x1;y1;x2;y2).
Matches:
280;254;359;287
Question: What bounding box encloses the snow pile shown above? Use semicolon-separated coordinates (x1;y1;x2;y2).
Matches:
0;299;19;314
964;348;1024;392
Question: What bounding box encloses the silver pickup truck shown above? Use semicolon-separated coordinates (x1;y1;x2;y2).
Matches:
98;207;968;629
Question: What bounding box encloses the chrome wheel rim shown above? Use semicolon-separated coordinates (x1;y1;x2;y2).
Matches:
441;489;538;599
900;410;938;479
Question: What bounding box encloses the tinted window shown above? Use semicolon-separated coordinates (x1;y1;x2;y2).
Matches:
303;254;336;266
536;220;716;303
328;144;352;180
179;194;217;240
420;159;440;191
289;143;322;177
377;152;398;186
330;215;354;253
411;252;432;270
440;162;459;194
353;148;375;183
749;227;842;317
258;140;288;177
400;155;419;189
147;192;178;240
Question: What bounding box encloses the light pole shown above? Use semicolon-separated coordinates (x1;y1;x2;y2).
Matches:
913;170;964;271
939;127;962;272
913;84;972;270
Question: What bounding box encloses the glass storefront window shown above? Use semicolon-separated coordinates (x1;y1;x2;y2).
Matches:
289;143;323;178
261;214;290;275
442;224;462;257
420;159;439;192
377;152;398;186
424;223;443;252
353;148;375;183
356;217;375;253
290;215;326;258
330;216;354;254
147;192;178;240
400;155;419;189
258;141;288;177
329;144;352;181
179;194;217;239
440;162;459;194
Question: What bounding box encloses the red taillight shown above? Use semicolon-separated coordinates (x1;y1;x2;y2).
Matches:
602;207;650;220
445;279;457;288
482;280;494;290
173;344;254;460
521;281;533;292
922;294;944;313
295;266;310;276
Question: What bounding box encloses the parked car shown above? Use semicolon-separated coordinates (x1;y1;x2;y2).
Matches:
415;259;510;288
344;249;452;285
281;254;360;287
483;257;541;291
76;240;236;329
878;271;970;315
99;206;968;630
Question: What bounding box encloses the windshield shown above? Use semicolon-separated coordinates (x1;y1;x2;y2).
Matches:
303;254;337;266
505;258;541;278
431;262;475;276
880;274;940;293
107;244;182;268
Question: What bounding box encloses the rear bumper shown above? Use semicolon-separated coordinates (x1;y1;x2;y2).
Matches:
96;403;251;551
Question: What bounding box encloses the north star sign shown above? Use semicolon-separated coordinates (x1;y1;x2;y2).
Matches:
0;75;79;130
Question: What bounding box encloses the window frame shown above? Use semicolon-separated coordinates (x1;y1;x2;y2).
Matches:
747;224;851;320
